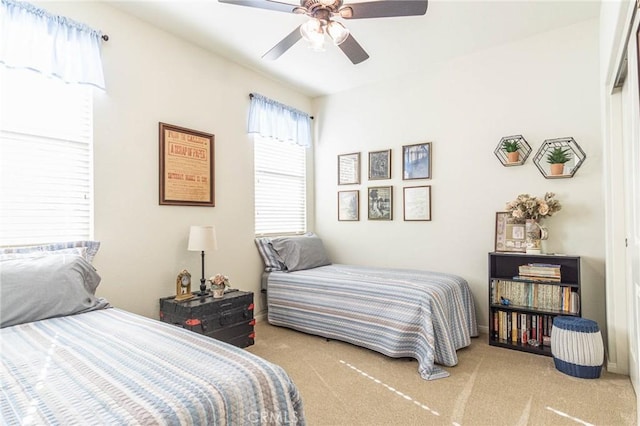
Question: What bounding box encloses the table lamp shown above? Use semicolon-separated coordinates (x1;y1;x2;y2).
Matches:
187;225;218;296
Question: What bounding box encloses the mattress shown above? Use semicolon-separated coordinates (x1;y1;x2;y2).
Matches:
265;264;478;380
0;308;304;425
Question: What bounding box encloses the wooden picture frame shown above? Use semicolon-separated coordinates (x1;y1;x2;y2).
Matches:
368;149;391;180
159;122;215;206
368;186;393;220
495;211;526;253
403;185;431;221
338;190;359;221
403;142;431;180
338;152;360;185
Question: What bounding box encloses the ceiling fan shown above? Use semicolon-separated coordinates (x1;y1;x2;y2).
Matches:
218;0;428;64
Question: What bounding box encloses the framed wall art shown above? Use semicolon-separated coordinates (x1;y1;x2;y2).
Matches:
338;190;359;221
159;122;215;206
402;142;431;180
403;185;431;221
368;149;391;180
494;211;526;253
338;152;360;185
368;186;393;220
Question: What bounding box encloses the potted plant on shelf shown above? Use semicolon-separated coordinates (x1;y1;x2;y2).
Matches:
209;273;230;298
546;147;572;176
502;139;520;163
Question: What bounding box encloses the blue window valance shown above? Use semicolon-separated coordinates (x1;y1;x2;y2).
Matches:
248;93;312;147
0;0;105;89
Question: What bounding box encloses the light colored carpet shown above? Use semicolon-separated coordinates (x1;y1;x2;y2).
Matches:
247;321;637;426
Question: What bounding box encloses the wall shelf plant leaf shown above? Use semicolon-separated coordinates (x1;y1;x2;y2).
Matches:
494;135;531;167
533;137;586;179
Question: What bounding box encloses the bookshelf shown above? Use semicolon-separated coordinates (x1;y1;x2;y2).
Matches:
488;252;581;356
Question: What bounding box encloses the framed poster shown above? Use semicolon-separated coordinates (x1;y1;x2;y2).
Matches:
368;186;392;220
368;149;391;180
495;212;526;253
338;190;359;221
159;122;215;206
338;152;360;185
403;185;431;221
403;142;431;180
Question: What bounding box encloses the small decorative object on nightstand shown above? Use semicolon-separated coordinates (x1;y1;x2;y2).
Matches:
175;269;193;302
209;273;230;299
159;290;255;348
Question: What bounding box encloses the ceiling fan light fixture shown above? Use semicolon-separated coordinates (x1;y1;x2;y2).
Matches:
326;20;349;45
300;18;322;40
300;18;326;51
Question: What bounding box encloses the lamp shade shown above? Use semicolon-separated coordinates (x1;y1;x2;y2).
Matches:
187;225;217;251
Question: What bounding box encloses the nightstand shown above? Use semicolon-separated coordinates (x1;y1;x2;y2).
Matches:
159;290;255;348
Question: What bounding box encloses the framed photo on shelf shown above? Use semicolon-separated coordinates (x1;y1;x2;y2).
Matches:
368;149;391;180
403;142;431;180
403;185;431;221
159;122;215;206
338;190;359;221
338;152;360;185
368;186;393;220
495;211;526;253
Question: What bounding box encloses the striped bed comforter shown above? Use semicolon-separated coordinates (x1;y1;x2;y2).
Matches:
0;308;304;425
266;264;478;380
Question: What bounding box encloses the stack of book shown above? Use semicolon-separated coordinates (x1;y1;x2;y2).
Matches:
515;263;561;282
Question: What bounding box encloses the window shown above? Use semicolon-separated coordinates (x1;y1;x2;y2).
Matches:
254;136;306;235
0;67;94;245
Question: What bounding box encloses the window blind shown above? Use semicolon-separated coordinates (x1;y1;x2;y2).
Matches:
0;68;93;245
254;136;306;235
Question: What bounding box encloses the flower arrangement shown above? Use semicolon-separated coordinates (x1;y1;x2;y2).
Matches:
209;273;230;289
505;192;561;223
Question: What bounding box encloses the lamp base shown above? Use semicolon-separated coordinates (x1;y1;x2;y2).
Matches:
194;277;208;297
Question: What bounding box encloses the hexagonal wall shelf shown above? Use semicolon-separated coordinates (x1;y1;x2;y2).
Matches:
533;137;586;179
494;135;531;167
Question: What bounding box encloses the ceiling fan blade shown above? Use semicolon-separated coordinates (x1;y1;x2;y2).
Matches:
341;0;428;19
262;25;303;60
218;0;298;14
338;34;369;64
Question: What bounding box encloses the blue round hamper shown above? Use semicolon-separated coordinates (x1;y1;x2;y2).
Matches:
551;316;604;379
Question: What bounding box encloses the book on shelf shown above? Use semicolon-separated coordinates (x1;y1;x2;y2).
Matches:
491;309;554;346
512;275;561;282
492;279;579;312
518;263;562;281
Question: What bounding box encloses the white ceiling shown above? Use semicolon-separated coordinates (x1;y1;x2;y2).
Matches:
108;0;600;98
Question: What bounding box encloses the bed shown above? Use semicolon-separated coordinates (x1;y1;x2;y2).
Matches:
0;242;305;425
256;234;478;380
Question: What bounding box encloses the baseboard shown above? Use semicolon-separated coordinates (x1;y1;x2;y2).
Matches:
477;325;489;335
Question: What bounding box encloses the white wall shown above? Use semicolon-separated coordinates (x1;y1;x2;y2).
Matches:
36;1;313;319
313;19;604;335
